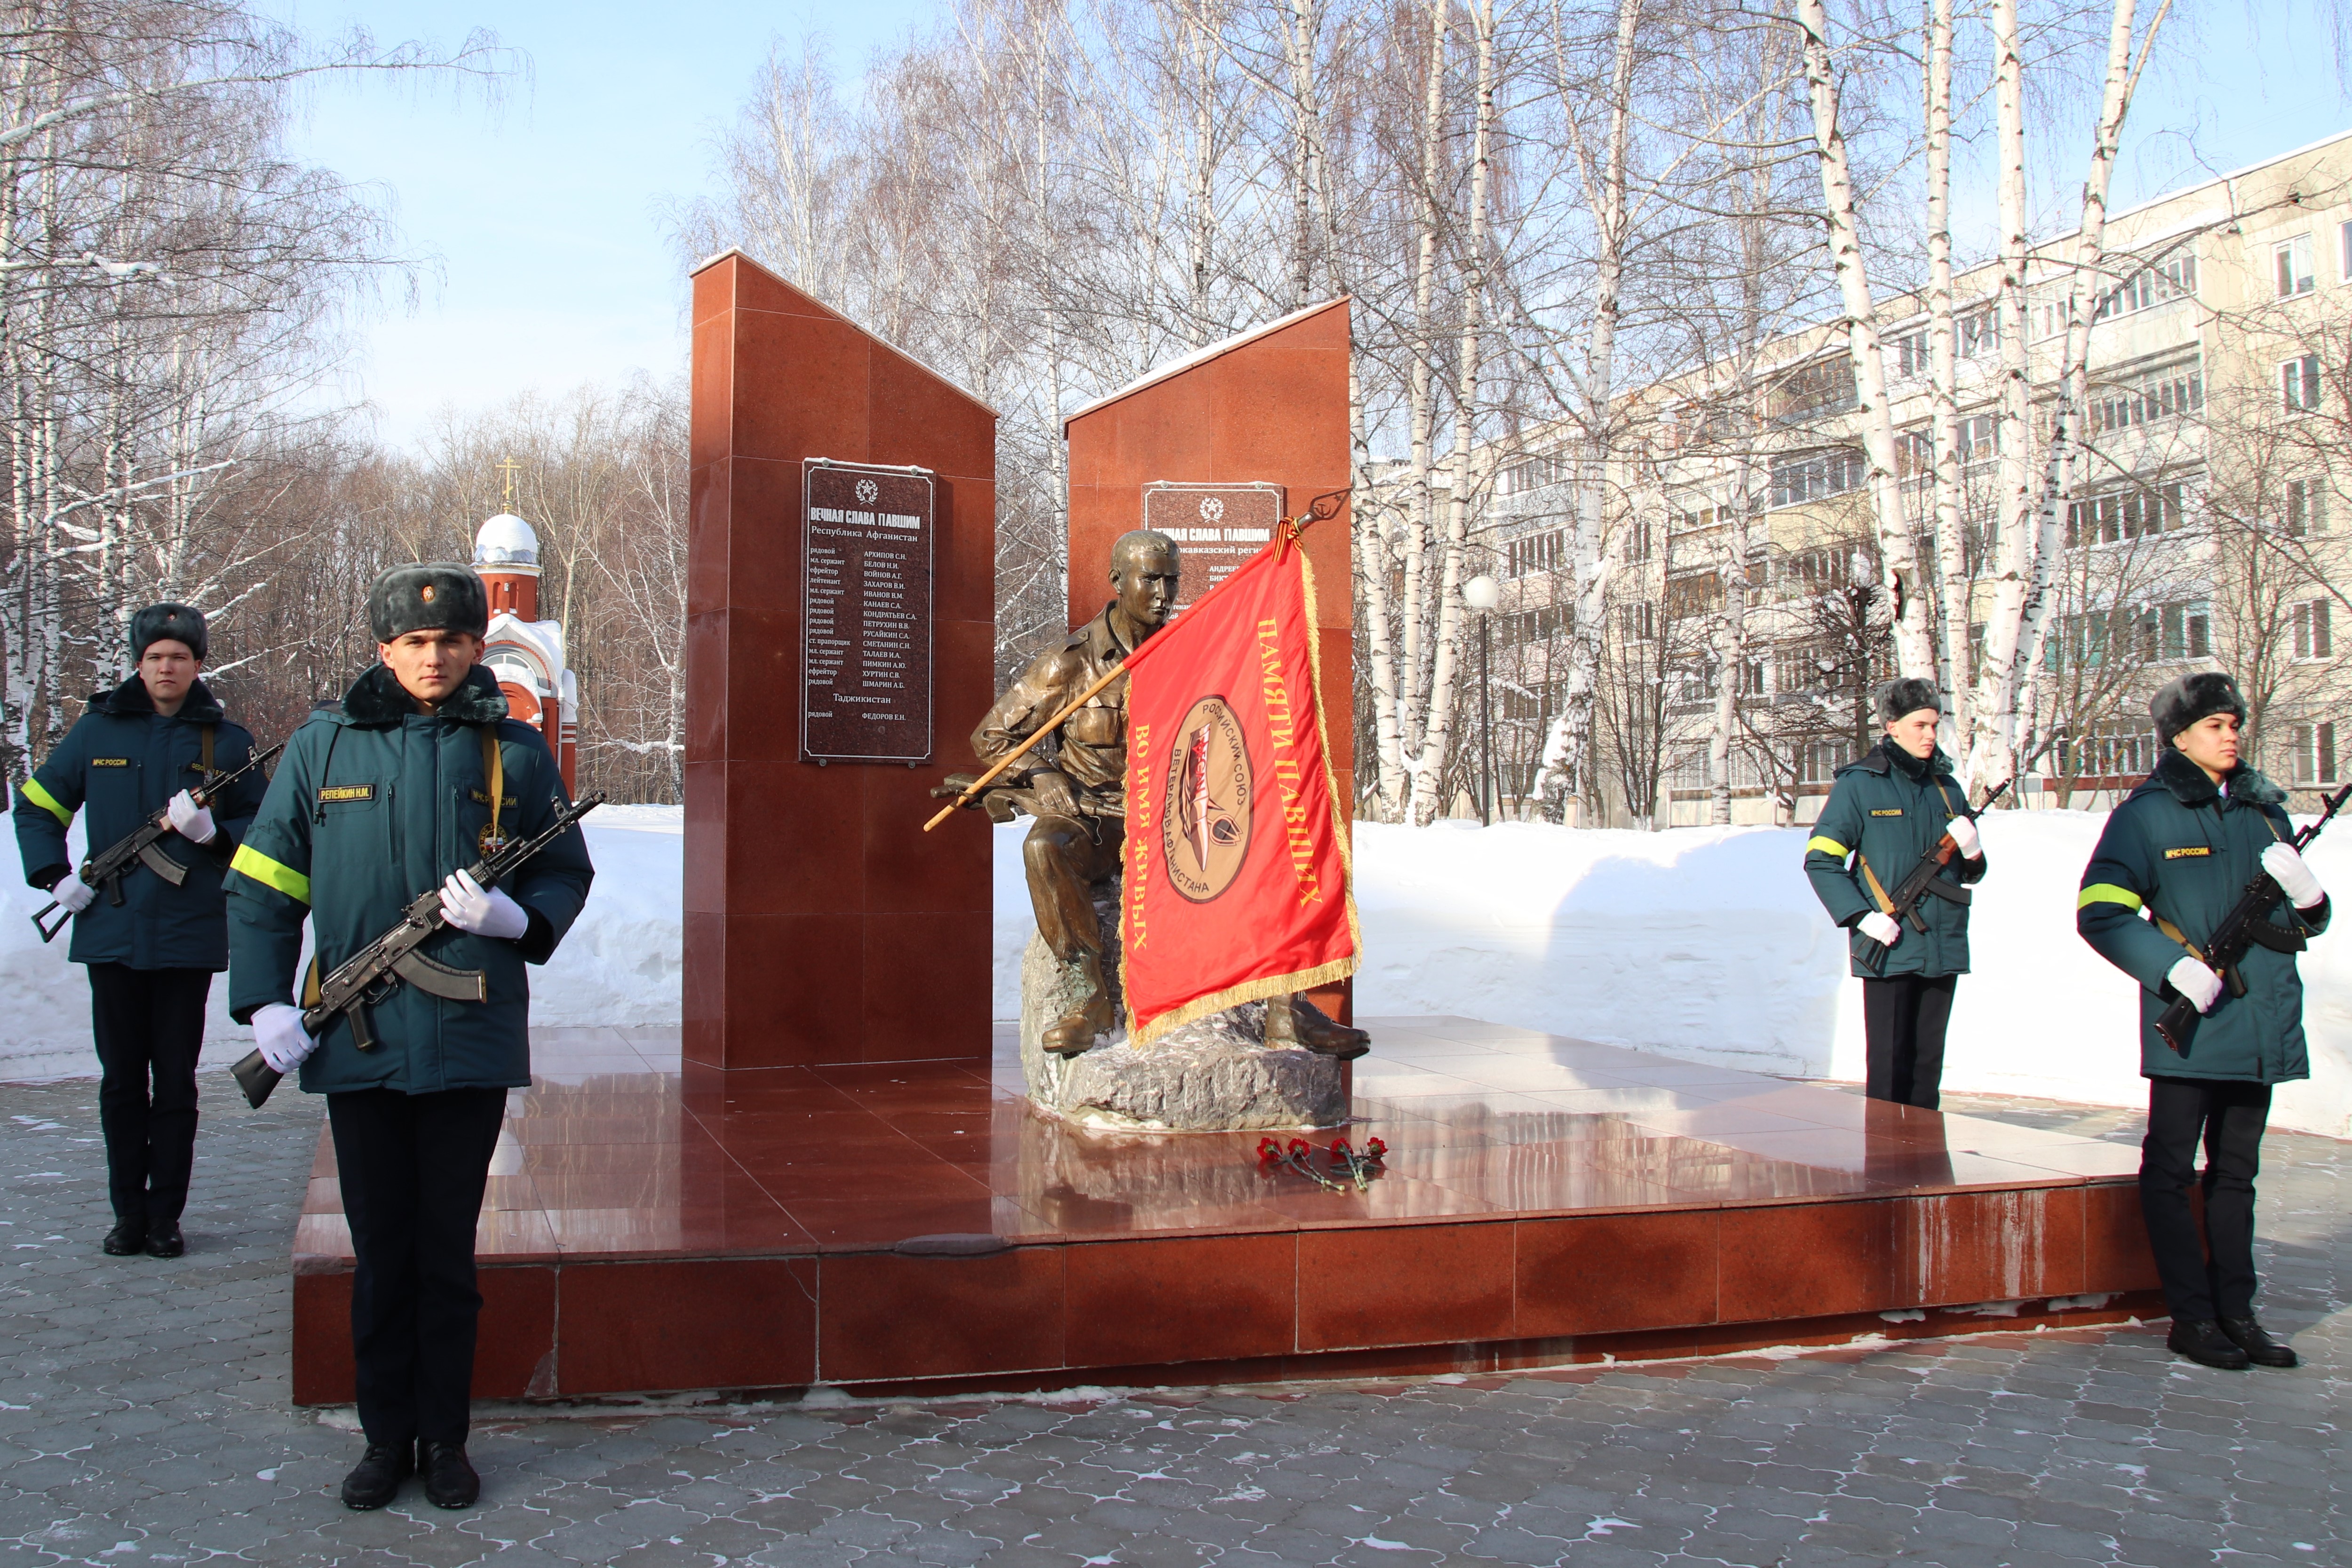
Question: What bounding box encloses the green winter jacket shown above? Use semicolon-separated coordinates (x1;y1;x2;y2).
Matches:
12;677;266;971
1804;740;1989;979
224;663;595;1095
2076;749;2327;1084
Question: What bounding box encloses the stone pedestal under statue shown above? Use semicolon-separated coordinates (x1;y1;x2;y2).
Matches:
1019;873;1344;1131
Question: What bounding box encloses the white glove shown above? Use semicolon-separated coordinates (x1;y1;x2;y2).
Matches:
440;869;529;940
252;1003;318;1074
1946;813;1981;860
2262;842;2326;910
1858;911;1903;948
166;789;215;844
50;875;96;915
2168;955;2224;1015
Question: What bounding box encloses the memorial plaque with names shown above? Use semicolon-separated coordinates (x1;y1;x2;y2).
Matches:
1142;483;1284;614
801;460;934;764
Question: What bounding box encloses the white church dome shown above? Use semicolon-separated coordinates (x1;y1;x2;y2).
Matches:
475;512;540;568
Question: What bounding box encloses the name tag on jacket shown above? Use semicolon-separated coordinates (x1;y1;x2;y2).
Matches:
317;784;374;804
2163;845;2211;859
90;757;129;767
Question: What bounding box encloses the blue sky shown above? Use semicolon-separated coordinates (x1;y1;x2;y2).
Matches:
266;0;2350;450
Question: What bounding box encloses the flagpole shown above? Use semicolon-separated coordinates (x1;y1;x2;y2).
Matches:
919;490;1350;834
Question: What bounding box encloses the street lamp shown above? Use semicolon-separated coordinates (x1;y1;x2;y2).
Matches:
1463;574;1501;825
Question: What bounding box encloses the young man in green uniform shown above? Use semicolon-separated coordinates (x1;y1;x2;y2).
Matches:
226;565;594;1509
2077;672;2324;1371
13;604;267;1258
1803;678;1990;1108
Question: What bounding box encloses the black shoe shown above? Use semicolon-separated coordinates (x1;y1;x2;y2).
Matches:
2219;1315;2299;1368
101;1221;145;1257
420;1441;479;1510
340;1441;415;1510
2167;1318;2252;1370
144;1222;184;1259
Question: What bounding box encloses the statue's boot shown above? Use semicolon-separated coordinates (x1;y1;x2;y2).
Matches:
1266;993;1371;1059
1042;952;1115;1058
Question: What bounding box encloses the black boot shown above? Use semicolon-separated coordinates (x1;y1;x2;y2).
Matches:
101;1220;145;1257
421;1441;480;1509
2219;1315;2299;1368
1265;994;1371;1060
2166;1318;2251;1370
144;1222;184;1259
340;1441;415;1510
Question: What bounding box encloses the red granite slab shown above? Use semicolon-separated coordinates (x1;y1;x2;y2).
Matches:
288;1019;2161;1403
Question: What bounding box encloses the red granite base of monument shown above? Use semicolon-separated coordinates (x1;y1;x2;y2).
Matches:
287;1020;2164;1406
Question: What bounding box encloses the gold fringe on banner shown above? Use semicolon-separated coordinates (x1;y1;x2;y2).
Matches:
1125;546;1363;1049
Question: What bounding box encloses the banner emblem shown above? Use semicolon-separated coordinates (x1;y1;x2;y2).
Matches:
1163;695;1252;901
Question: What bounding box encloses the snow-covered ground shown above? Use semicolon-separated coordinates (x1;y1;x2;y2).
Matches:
7;805;2349;1138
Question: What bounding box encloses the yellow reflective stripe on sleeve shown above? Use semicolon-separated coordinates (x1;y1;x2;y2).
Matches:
18;778;70;826
2077;883;2144;913
230;843;310;905
1806;836;1849;859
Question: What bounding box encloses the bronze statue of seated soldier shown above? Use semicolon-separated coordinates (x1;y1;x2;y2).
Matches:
934;527;1369;1061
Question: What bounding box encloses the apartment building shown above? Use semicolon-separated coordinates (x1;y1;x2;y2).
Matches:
1475;129;2352;827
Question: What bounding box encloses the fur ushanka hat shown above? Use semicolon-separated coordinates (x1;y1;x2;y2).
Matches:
2151;671;2247;748
1877;677;1943;725
129;603;207;662
367;563;489;645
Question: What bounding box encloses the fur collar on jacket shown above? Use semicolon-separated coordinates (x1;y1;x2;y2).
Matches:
2147;745;2286;808
87;674;224;724
338;663;509;727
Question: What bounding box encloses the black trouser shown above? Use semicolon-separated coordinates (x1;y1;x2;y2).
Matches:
327;1086;508;1446
2140;1075;2272;1324
88;963;212;1229
1860;973;1956;1109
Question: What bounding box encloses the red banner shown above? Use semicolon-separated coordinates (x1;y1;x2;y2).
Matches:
1120;537;1359;1046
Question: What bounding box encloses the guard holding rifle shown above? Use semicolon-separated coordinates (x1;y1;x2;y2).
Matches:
1803;678;1990;1109
12;604;267;1259
226;565;594;1510
2077;673;2326;1372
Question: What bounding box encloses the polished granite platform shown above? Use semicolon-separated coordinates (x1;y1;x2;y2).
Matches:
290;1019;2163;1403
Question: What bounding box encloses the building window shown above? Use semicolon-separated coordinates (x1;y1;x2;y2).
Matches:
2060;724;2157;780
2095;248;2199;320
1624;516;1653;562
1498;451;1570;496
2066;481;2185;547
2090;358;2204;434
1958;307;1999;359
2154;601;2210;661
2294;599;2334;660
2288;478;2327;537
1771;358;1857;424
2283;353;2324;414
1622;601;1656;642
2037;299;2074;340
2276;234;2317;298
1506;530;1564;578
1892;329;1928;379
2341;220;2352;283
1770;447;1867;509
2293;722;2338;785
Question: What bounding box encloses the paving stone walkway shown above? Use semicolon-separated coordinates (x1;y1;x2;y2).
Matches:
0;1073;2344;1568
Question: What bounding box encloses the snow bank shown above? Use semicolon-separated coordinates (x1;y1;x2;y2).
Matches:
0;806;685;1081
8;804;2348;1138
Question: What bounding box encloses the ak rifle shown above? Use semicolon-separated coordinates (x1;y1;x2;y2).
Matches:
1856;779;2010;978
2153;779;2352;1056
32;742;284;943
231;794;602;1108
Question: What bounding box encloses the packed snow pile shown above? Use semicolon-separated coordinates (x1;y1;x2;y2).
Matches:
7;804;2349;1138
0;805;685;1081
